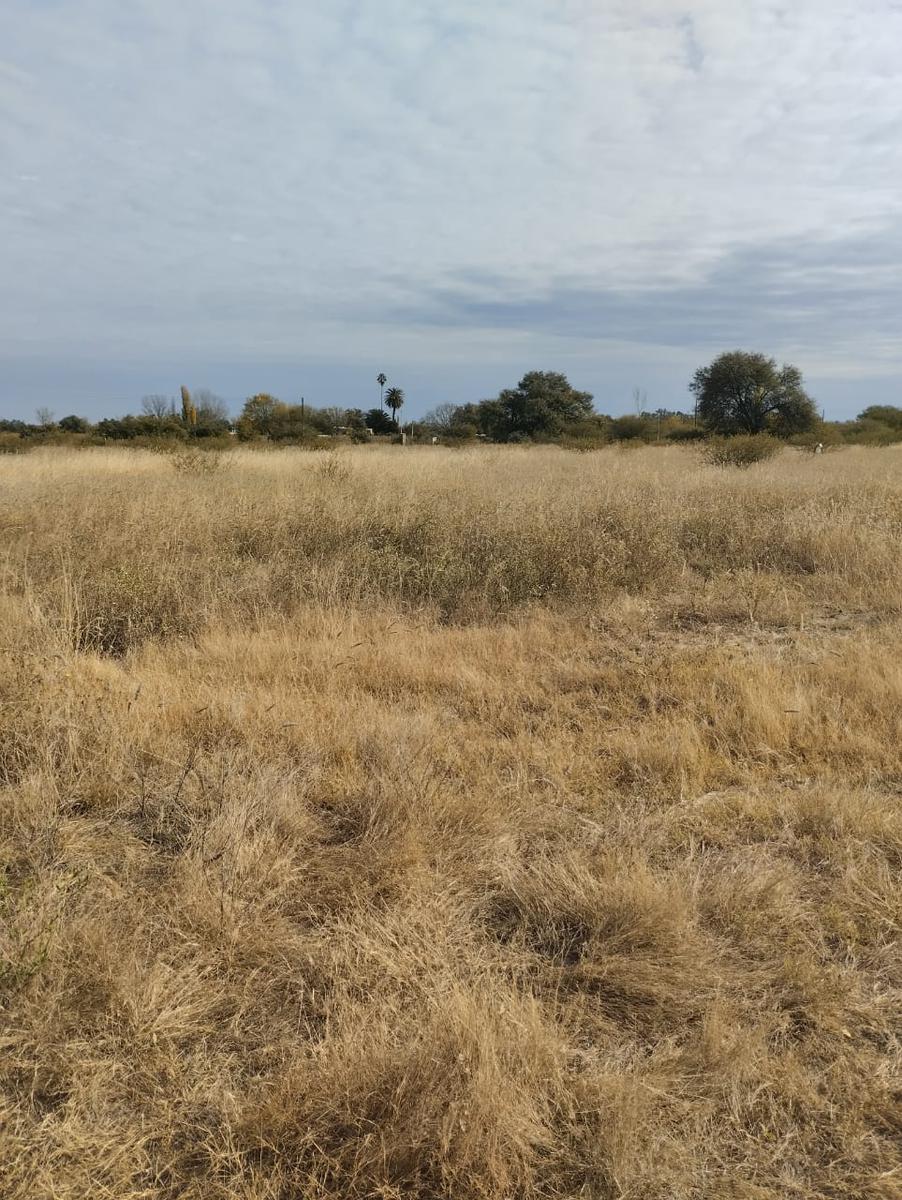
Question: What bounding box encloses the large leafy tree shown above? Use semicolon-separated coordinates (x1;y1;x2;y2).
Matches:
690;351;817;436
858;405;902;430
479;371;594;441
58;414;91;433
237;393;285;439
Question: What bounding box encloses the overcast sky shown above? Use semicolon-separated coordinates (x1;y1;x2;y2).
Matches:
2;0;901;419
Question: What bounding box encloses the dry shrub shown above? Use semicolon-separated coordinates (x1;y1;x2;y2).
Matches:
170;447;227;475
313;450;352;484
703;433;782;468
0;432;29;454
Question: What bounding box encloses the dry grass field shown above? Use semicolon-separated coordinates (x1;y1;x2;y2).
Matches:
1;443;900;1199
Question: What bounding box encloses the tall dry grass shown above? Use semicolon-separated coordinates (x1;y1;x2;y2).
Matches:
1;444;900;1198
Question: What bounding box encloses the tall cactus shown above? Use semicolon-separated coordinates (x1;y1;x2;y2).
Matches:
180;386;198;428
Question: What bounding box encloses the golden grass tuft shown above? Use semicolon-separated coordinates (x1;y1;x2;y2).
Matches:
1;444;900;1198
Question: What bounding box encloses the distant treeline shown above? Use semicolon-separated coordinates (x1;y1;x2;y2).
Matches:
3;359;902;451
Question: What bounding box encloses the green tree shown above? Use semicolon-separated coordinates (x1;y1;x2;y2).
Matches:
237;394;284;439
690;351;817;437
264;404;325;440
364;408;395;435
479;371;594;441
858;405;902;429
610;415;652;442
385;387;405;427
58;414;91;433
345;408;370;441
96;413;186;440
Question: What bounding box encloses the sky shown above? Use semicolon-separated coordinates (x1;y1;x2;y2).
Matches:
2;0;901;420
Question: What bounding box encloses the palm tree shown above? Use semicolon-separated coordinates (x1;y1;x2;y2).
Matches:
377;373;387;411
385;387;405;428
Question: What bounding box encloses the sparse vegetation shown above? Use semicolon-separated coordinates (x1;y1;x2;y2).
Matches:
2;360;902;452
1;443;900;1199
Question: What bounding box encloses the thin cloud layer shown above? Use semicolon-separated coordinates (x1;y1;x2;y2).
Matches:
399;231;902;368
2;0;901;414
